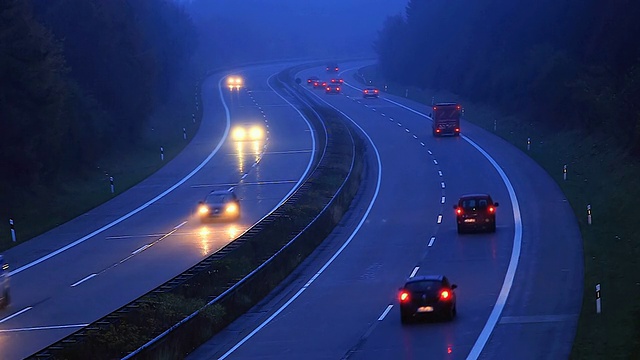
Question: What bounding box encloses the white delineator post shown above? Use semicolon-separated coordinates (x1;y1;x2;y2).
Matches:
160;146;164;161
563;164;567;180
405;89;409;98
587;204;592;225
494;119;497;132
183;127;187;140
9;218;16;242
110;176;115;194
527;137;531;151
596;283;601;313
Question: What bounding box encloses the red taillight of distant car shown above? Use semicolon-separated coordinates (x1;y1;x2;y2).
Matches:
436;129;441;133
399;291;410;302
337;87;340;91
440;290;450;300
488;206;495;213
326;87;330;91
455;128;460;132
456;208;462;215
374;89;379;93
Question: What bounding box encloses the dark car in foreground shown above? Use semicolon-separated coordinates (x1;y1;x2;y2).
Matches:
454;194;499;233
398;275;457;323
198;189;240;222
362;87;379;98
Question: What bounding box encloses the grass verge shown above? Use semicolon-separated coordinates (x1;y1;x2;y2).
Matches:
357;65;640;359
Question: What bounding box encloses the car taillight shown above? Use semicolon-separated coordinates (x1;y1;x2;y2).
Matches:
455;128;460;132
440;290;450;300
336;87;340;91
456;208;462;215
436;129;441;133
488;206;495;213
399;291;410;302
326;87;330;91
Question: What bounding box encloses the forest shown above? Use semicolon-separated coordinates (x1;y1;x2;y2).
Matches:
374;0;640;155
0;0;196;191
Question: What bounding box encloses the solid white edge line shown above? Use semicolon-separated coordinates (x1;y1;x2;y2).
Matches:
70;273;97;287
173;221;188;230
219;67;383;360
378;305;393;321
0;307;32;324
10;75;233;276
464;134;522;360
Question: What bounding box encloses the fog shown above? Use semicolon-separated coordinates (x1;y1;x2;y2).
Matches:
184;0;408;65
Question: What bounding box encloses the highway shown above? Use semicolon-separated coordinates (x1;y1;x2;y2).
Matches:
188;61;583;360
0;63;319;359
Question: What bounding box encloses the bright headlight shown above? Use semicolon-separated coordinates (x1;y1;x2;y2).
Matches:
225;203;238;213
249;126;263;140
198;205;210;215
232;127;246;140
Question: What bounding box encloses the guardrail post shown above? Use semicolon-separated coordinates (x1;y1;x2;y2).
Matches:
596;283;601;313
9;218;16;242
587;204;592;225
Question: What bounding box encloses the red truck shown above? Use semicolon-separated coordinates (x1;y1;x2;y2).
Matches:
431;103;461;136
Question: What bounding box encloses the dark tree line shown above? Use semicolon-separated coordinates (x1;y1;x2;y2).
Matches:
0;0;196;191
375;0;640;154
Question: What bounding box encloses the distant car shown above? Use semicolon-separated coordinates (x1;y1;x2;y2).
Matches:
226;75;243;90
313;80;327;89
330;78;344;84
454;194;499;233
398;275;457;323
326;63;339;72
198;189;240;222
362;87;379;98
0;255;10;309
231;123;265;141
307;76;320;85
325;84;341;94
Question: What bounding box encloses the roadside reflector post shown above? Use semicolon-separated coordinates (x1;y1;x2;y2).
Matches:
405;89;409;98
494;119;497;132
160;146;164;161
587;204;592;225
9;218;16;242
183;127;187;140
384;84;388;92
110;176;115;194
563;164;567;180
596;283;601;314
431;96;435;105
192;113;196;123
527;137;531;151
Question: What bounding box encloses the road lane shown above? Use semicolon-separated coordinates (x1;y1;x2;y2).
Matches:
189;61;581;360
0;63;319;359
